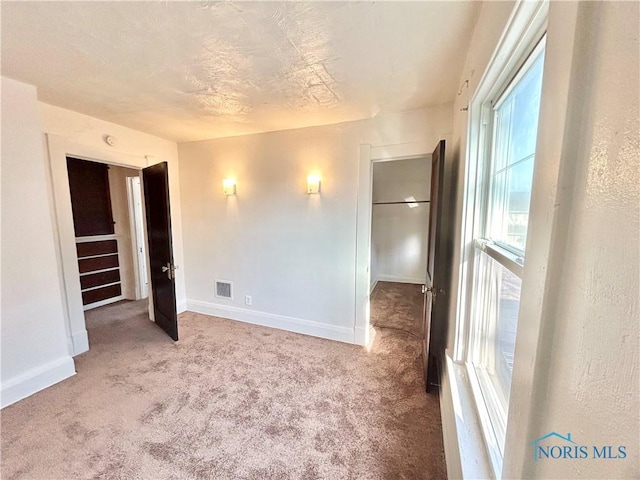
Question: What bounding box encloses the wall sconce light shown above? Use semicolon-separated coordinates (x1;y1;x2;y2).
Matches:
223;179;236;196
307;174;321;194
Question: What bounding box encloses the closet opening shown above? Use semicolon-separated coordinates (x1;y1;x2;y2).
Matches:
368;156;431;356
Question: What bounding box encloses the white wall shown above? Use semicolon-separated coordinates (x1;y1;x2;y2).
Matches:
1;77;76;407
372;158;430;203
40;103;185;355
108;165;141;301
371;158;430;285
179;106;452;344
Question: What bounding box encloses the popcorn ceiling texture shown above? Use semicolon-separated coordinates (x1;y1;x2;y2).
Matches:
0;282;446;479
1;1;479;142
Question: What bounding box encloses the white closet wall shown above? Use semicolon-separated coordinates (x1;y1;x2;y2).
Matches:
371;158;431;287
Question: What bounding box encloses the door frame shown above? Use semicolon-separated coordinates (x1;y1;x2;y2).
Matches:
354;141;432;346
46;134;154;356
127;175;149;300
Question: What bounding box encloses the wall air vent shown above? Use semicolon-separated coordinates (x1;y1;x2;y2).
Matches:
215;280;233;299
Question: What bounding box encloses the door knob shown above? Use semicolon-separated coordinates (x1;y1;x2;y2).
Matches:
161;263;177;280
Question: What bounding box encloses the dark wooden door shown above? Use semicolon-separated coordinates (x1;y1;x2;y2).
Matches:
142;162;178;341
423;140;445;392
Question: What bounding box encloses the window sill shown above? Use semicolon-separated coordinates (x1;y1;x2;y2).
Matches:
439;352;495;480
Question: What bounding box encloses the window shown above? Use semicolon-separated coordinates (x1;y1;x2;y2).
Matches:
466;37;546;471
487;49;545;253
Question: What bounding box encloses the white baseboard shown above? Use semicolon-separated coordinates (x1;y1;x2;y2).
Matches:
1;355;76;408
354;325;378;348
70;330;89;356
377;274;425;285
177;300;187;314
370;277;379;294
354;326;368;346
186;300;355;344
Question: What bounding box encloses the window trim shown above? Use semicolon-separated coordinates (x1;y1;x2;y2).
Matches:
453;1;549;477
470;37;546;475
466;360;504;474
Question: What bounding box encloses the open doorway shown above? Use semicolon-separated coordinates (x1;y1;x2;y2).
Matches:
356;140;452;390
67;158;148;309
66;157;149;333
48;136;179;355
65;157;179;343
368;156;430;343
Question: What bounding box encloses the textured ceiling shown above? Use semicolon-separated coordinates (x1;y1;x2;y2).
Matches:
1;1;480;142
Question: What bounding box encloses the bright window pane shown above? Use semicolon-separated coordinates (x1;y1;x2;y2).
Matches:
474;250;521;402
471;249;522;450
487;51;544;252
505;158;534;249
489;158;535;251
510;55;544;163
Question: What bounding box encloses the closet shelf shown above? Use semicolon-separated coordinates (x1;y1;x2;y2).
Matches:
372;200;430;205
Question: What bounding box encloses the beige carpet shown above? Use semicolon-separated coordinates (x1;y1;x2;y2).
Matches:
1;282;446;479
370;281;425;340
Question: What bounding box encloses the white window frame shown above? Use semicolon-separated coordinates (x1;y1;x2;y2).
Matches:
471;36;546;458
454;2;549;477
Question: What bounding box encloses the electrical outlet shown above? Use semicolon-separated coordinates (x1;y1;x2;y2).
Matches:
245;295;252;306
